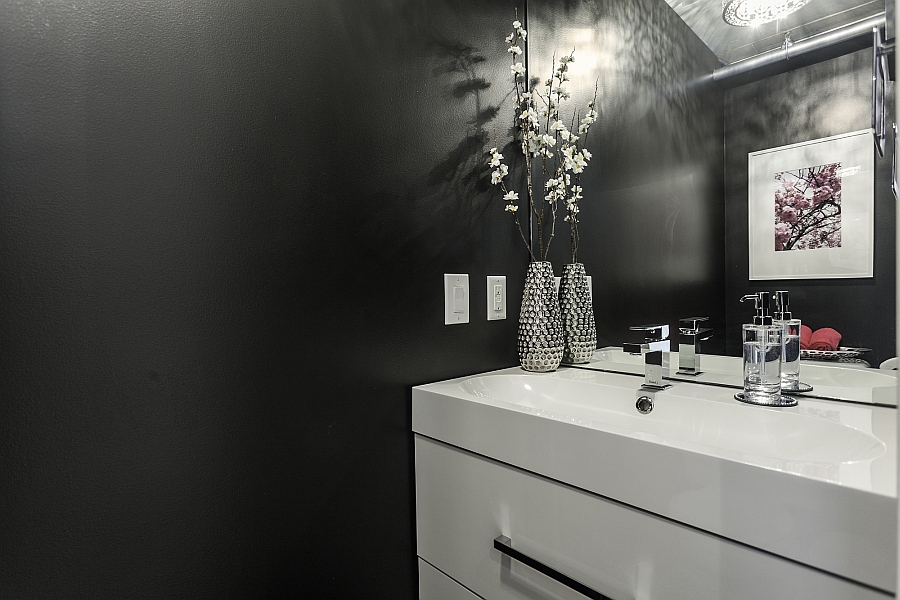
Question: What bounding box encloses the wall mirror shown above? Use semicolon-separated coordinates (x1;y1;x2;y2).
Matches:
570;0;897;406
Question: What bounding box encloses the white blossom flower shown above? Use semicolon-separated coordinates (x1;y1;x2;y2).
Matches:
505;33;515;43
550;120;565;132
504;204;518;213
517;28;527;40
571;153;587;173
582;149;591;161
545;178;558;190
507;46;523;56
510;63;525;77
503;191;519;201
491;164;509;184
489;154;503;167
519;106;539;125
540;134;556;147
512;20;521;29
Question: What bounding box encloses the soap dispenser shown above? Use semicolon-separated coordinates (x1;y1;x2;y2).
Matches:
739;292;793;407
772;290;805;393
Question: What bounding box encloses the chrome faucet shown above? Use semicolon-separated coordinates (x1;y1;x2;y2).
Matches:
677;317;712;376
623;324;672;390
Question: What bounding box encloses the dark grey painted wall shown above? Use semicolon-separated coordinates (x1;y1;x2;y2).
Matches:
0;0;723;597
0;1;526;597
533;0;728;354
724;50;896;364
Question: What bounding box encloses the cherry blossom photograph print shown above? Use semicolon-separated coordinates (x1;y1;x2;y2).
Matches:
774;162;841;252
748;130;873;280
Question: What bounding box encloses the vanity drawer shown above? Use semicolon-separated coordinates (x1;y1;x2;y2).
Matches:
419;557;483;600
415;435;891;600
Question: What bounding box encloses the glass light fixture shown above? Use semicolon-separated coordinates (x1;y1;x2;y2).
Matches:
722;0;811;27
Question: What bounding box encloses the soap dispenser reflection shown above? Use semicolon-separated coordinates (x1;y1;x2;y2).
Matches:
773;291;804;392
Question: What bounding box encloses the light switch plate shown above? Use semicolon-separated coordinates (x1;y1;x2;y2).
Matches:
486;275;506;320
444;274;469;324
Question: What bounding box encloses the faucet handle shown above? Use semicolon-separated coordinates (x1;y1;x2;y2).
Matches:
679;316;710;334
629;324;669;341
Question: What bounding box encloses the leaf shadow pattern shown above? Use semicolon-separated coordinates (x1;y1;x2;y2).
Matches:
425;38;507;218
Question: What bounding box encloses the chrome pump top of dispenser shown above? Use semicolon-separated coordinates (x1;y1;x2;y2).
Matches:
740;291;772;325
738;292;795;407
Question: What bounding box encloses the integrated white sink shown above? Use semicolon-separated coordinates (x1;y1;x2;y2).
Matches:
460;372;885;465
586;346;898;405
413;366;897;592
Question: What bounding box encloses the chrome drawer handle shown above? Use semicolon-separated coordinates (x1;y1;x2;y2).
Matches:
493;535;616;600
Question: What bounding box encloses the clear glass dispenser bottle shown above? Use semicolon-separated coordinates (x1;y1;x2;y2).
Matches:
739;292;789;406
773;290;802;392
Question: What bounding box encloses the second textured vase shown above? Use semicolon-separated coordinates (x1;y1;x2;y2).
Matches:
517;261;564;372
559;263;596;364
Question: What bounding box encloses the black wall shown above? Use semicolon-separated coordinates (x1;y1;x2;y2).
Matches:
0;1;526;597
724;50;897;364
532;0;728;353
0;0;723;598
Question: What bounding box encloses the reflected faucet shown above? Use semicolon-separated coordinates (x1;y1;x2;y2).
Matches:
623;324;672;391
677;317;712;376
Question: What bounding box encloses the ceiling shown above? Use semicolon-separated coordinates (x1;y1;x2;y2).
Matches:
662;0;884;63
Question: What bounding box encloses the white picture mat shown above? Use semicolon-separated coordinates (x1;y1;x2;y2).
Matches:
748;129;874;280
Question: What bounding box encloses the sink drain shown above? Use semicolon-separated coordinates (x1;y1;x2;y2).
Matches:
636;395;653;414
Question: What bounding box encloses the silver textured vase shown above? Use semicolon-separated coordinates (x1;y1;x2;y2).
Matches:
517;261;563;372
559;263;597;364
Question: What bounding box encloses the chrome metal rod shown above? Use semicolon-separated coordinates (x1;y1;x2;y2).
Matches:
713;14;886;82
493;536;614;600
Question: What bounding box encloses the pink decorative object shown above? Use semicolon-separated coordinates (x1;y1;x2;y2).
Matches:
809;327;842;351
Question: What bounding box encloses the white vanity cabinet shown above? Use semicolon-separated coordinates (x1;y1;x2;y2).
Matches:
415;435;892;600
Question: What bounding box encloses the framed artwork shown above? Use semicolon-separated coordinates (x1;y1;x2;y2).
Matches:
748;129;875;280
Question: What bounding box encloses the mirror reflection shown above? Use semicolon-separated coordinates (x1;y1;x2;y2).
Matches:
572;0;897;405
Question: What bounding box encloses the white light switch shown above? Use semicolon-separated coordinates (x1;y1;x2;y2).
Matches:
453;286;465;313
486;275;506;320
444;274;469;324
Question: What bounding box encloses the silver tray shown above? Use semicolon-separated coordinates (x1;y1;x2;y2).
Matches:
800;347;870;360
